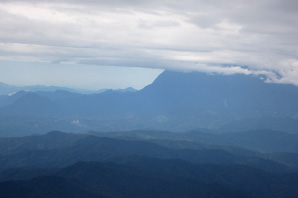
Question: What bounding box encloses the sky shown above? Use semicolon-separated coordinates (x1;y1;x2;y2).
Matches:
0;0;298;89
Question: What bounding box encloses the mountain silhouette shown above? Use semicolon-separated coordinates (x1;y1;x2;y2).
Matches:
1;70;298;134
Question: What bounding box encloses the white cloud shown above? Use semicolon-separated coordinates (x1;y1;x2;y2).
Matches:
0;0;298;86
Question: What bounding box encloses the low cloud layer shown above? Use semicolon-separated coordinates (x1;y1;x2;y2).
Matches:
1;0;298;86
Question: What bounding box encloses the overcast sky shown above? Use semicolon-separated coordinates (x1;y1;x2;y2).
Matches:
0;0;298;89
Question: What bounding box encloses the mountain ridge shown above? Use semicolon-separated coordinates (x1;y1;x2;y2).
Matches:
1;70;298;134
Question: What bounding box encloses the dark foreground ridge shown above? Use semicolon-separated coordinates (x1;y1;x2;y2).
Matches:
0;131;298;198
1;158;298;198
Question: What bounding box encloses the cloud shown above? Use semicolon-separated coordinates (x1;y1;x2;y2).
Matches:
1;0;298;86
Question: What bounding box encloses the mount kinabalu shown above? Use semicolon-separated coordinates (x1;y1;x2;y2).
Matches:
1;70;298;134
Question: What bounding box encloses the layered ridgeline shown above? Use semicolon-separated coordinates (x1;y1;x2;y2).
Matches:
0;131;298;198
1;71;298;136
0;82;83;95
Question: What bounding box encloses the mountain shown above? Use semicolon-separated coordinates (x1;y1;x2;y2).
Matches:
1;70;298;135
0;82;137;96
1;159;298;198
91;129;298;153
1;129;297;169
0;131;297;197
33;90;83;100
0;131;295;173
0;91;28;108
2;71;298;197
0;82;82;95
0;131;88;155
0;161;251;198
0;92;63;117
135;71;298;130
0;82;19;96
